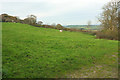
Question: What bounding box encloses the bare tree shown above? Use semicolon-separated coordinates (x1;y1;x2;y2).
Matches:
37;21;43;25
87;20;91;31
118;1;120;29
24;15;37;24
51;23;56;29
51;23;56;27
96;0;119;40
98;0;118;31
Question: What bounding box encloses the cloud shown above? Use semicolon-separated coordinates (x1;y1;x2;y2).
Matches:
32;0;109;18
0;0;111;25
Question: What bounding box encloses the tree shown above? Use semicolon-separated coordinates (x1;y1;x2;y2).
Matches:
118;1;120;29
51;23;56;27
98;0;118;31
86;20;91;30
96;0;119;40
14;16;20;22
24;15;37;24
37;21;43;25
56;24;64;30
51;23;56;29
0;14;20;22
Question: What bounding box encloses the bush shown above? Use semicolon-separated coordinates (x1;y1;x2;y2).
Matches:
96;29;118;40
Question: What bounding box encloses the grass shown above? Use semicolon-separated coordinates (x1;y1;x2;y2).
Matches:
2;22;118;78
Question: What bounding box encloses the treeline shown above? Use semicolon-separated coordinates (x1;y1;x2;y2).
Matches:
0;14;38;24
0;13;88;32
0;14;20;23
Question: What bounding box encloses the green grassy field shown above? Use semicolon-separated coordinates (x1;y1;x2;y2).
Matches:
2;22;118;78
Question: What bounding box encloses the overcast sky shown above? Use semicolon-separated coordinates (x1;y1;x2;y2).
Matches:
0;0;110;25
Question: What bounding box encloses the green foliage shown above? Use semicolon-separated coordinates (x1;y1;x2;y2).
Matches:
2;22;118;78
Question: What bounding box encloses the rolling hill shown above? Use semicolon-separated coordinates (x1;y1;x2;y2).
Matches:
2;22;118;78
64;25;101;30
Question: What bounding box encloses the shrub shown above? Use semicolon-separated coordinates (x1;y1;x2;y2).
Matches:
96;29;118;40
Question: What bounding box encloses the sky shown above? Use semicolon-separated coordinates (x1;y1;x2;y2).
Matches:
0;0;110;25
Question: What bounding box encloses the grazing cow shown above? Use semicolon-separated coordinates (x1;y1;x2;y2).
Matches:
60;30;63;32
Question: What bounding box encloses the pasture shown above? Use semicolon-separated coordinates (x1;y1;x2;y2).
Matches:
2;22;118;78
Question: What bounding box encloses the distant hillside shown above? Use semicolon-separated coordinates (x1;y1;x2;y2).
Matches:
64;25;101;30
